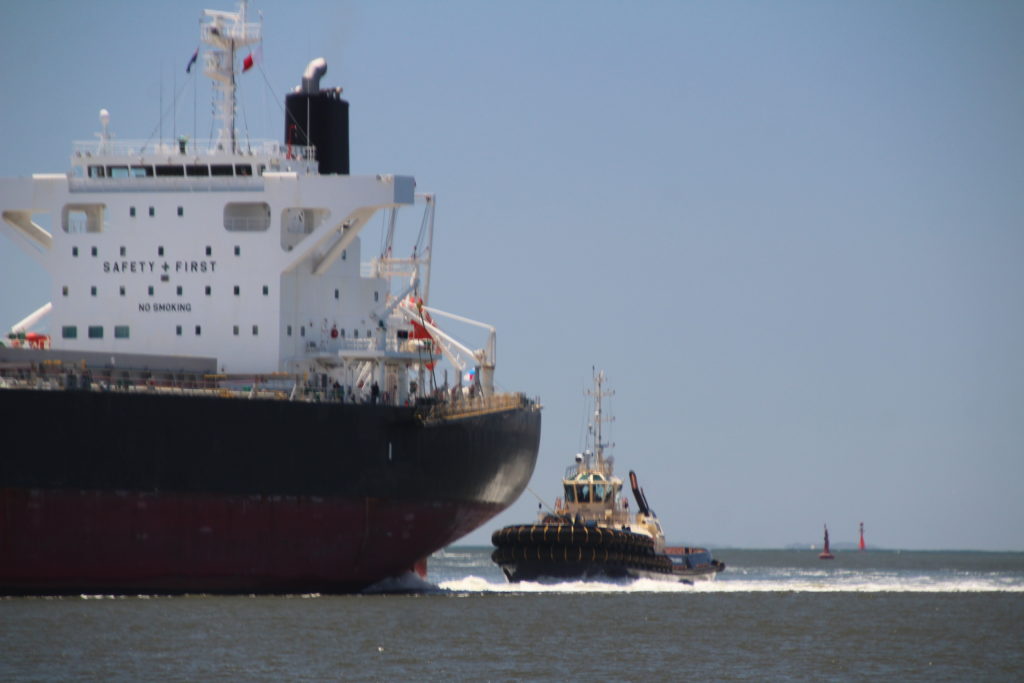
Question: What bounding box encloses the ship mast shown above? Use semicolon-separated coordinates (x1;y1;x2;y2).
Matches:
201;2;261;153
586;369;615;470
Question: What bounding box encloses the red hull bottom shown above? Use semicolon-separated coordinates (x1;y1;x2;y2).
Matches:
0;489;501;595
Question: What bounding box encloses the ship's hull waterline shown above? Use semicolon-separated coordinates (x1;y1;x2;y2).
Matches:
0;388;540;594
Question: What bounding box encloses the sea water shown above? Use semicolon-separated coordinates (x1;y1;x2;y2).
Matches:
2;548;1022;681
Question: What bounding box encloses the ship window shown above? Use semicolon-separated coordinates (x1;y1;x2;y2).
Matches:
148;286;154;296
176;325;182;336
235;246;241;255
130;207;136;217
120;246;126;256
578;484;591;503
205;286;211;295
234;285;240;295
88;165;105;178
158;246;164;256
88;325;103;339
224;203;269;233
564;484;576;503
155;165;185;177
186;165;209;177
114;325;129;339
235;164;253;176
177;206;184;217
300;326;305;337
233;325;239;336
176;286;183;296
262;285;268;296
108;166;129;178
72;247;78;257
374;291;379;302
287;325;292;336
62;286;68;296
120;286;125;296
91;246;97;257
160;274;169;282
195;325;201;336
205;246;212;256
62;204;105;233
62;326;77;339
252;325;259;336
334;289;339;299
90;286;97;296
149;206;155;217
130;165;153;177
354;330;358;339
211;164;234;176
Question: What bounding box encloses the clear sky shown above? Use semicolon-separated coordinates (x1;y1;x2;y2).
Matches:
2;1;1022;550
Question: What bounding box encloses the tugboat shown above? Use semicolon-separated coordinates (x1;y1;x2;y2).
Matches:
491;370;723;584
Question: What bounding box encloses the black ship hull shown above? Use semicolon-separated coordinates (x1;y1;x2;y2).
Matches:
0;387;541;594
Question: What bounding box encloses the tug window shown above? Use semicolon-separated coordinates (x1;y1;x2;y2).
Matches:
564;484;576;503
578;484;591;503
593;484;606;503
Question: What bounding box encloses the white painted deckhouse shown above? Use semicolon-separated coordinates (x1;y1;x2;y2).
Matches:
1;2;498;404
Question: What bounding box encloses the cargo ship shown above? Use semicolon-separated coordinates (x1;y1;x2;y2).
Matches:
492;371;721;584
0;3;541;595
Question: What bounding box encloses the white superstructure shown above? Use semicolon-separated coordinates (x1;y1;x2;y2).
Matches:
1;3;495;405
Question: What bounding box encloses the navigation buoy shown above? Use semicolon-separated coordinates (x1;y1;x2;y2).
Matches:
859;521;866;551
819;524;834;560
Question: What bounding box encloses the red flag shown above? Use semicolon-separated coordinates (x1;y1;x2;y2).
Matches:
243;53;254;72
242;47;262;73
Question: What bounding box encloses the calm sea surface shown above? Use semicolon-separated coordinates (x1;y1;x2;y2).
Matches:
2;548;1022;681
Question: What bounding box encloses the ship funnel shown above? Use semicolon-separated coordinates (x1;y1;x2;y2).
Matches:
301;58;328;94
285;58;349;174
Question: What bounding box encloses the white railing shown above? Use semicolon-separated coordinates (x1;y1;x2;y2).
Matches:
71;139;316;161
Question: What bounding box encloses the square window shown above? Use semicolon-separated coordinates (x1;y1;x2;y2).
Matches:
300;326;305;337
177;206;184;217
120;246;126;257
62;286;68;296
91;286;97;296
72;247;79;257
374;291;379;302
176;325;182;336
88;325;103;339
149;206;155;217
334;289;339;299
287;325;292;336
205;286;211;295
233;325;239;336
205;246;212;256
91;246;98;257
61;325;77;339
234;245;240;256
130;207;136;217
114;325;129;339
119;286;125;296
252;325;259;336
195;325;201;336
158;246;164;256
148;286;154;296
262;285;268;296
176;286;183;296
234;285;240;295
